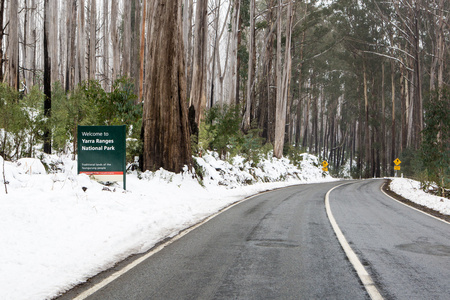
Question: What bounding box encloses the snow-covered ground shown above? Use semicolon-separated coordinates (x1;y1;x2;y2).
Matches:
389;177;450;216
0;152;332;300
0;153;448;300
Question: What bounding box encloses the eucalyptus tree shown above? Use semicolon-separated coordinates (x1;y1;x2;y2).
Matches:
8;0;19;90
43;0;51;153
88;0;96;81
0;0;4;82
189;0;208;127
142;0;192;173
274;0;294;159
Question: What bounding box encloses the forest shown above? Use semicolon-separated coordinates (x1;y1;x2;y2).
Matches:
0;0;449;192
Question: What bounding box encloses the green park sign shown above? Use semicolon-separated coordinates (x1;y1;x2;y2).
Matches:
77;125;126;189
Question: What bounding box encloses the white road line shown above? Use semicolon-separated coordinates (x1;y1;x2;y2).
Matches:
380;183;450;225
72;190;270;299
325;183;384;300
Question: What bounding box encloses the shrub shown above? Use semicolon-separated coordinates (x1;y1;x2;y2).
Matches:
0;83;29;159
420;88;450;195
203;105;243;159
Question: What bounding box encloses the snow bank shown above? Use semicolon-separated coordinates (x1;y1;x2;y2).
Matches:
390;178;450;216
0;152;333;300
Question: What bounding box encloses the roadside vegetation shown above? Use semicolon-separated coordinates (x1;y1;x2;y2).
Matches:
1;80;448;197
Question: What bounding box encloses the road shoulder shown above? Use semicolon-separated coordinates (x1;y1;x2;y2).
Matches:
382;179;450;223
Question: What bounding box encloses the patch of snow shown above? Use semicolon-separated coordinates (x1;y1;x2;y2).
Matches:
16;158;46;175
2;151;448;300
0;152;333;300
390;177;450;216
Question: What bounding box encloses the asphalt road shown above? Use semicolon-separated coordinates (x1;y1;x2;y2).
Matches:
60;179;450;300
330;179;450;300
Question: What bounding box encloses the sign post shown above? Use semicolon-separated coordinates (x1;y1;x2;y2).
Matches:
322;160;329;172
393;158;401;177
77;125;127;190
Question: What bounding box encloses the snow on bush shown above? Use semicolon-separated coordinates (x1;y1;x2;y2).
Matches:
0;151;334;300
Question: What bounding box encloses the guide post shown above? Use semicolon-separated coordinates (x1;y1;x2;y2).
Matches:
77;125;127;190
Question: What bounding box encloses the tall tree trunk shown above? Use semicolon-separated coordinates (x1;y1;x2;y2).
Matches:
76;0;86;85
391;60;396;176
242;0;255;132
209;0;220;109
65;0;76;91
59;1;67;90
228;0;240;105
363;61;371;177
302;94;310;149
436;0;445;90
8;0;19;89
89;0;96;81
111;0;119;83
102;0;109;90
0;0;5;82
122;1;131;77
51;0;58;83
189;0;208;126
274;0;293;159
413;7;423;149
21;0;28;84
407;68;414;148
131;0;141;99
138;0;146;102
142;0;192;173
260;0;276;144
381;62;386;176
400;62;407;151
215;2;231;107
43;0;52;154
25;0;35;88
183;0;194;98
182;0;191;78
274;0;283;158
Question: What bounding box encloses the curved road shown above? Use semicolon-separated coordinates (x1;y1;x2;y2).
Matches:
330;180;450;300
60;180;450;300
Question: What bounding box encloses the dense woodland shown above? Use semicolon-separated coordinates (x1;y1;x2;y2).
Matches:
0;0;449;190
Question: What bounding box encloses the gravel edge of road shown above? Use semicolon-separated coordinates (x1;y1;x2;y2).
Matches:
382;179;450;223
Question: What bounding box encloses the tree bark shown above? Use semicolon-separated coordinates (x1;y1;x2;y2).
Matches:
111;0;119;83
131;0;141;99
142;0;192;173
102;0;109;90
88;0;96;81
183;0;194;98
8;0;19;89
391;60;397;176
228;0;240;105
189;0;208;126
25;0;35;88
65;0;76;91
274;0;293;159
122;0;131;77
43;0;52;154
242;0;255;132
363;61;371;177
51;0;58;83
138;0;147;102
0;0;5;82
381;62;386;176
76;0;86;85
